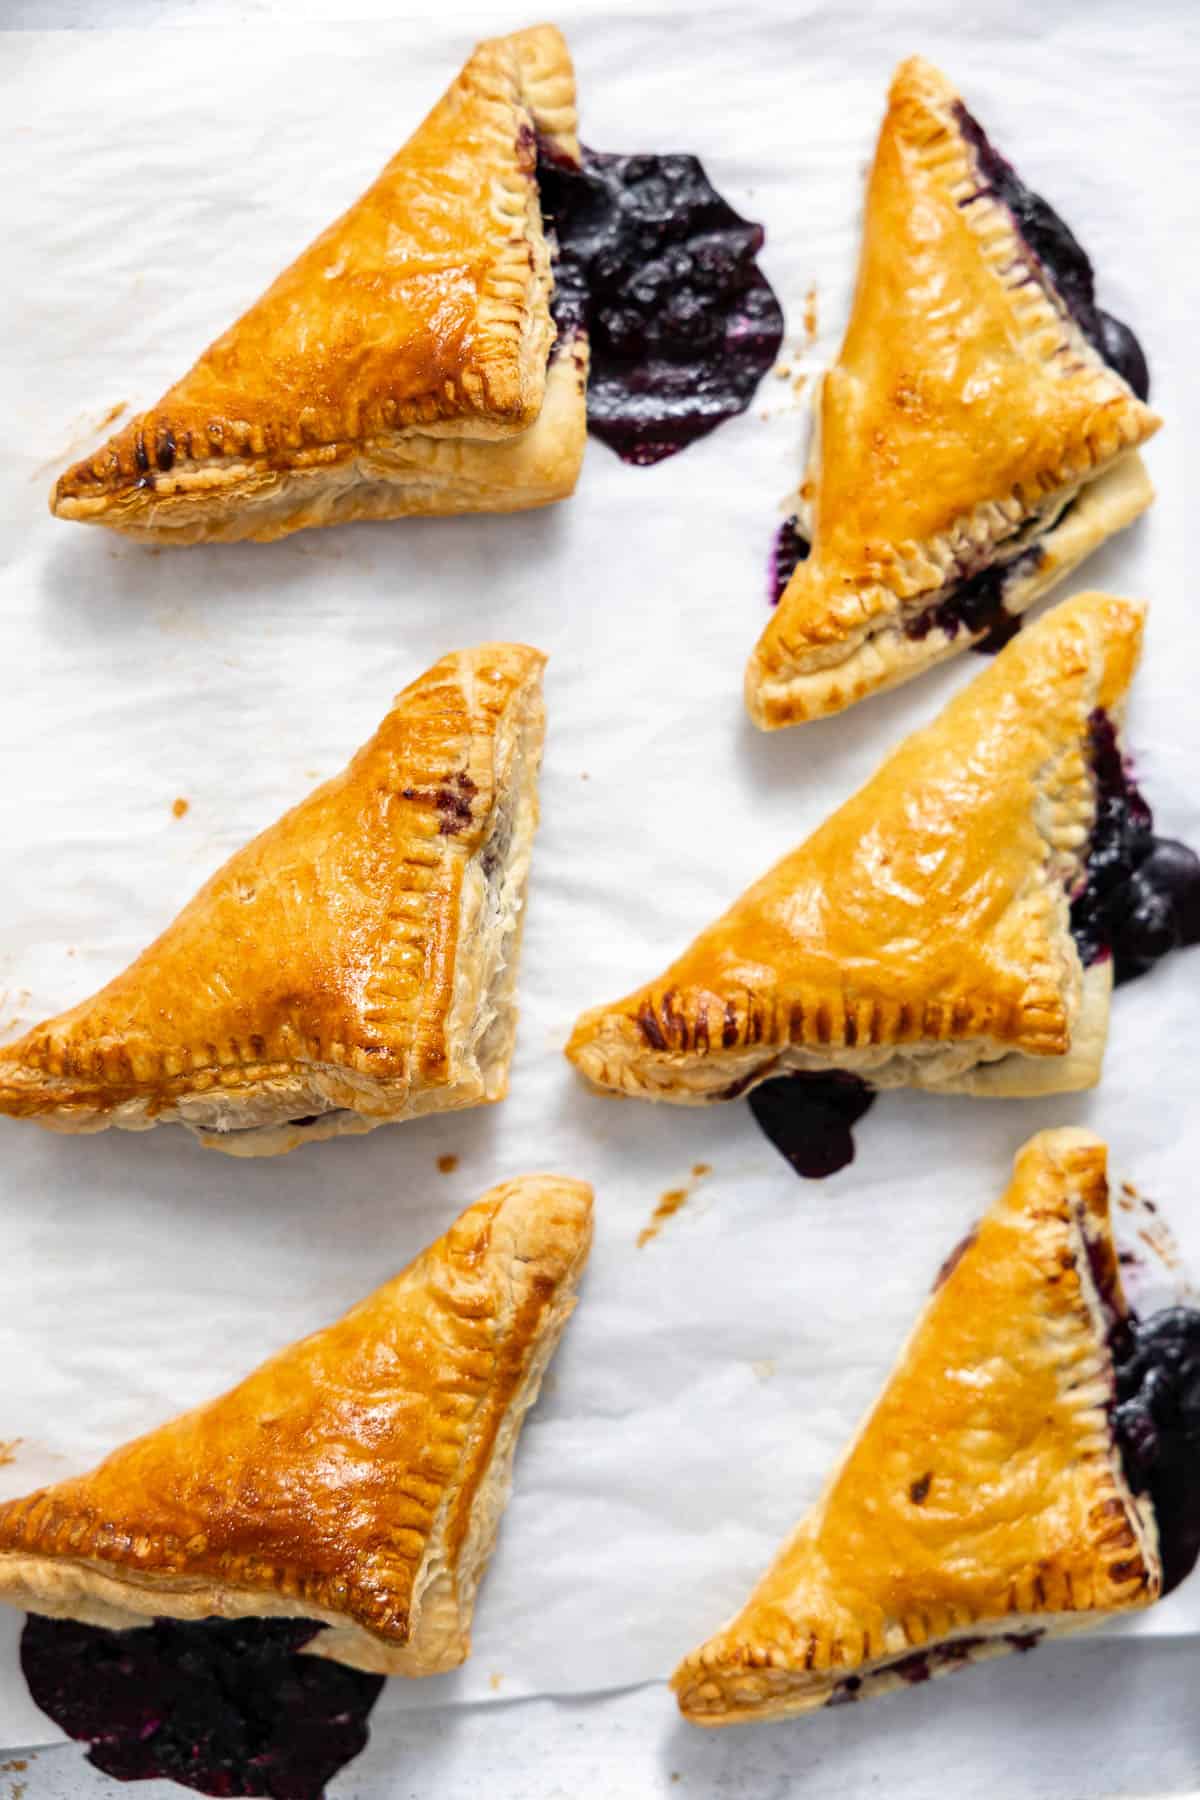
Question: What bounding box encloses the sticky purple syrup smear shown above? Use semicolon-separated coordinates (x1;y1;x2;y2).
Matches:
770;516;810;605
537;145;783;465
20;1615;384;1799
953;103;1149;401
747;1071;876;1179
1111;1307;1200;1597
1070;710;1200;984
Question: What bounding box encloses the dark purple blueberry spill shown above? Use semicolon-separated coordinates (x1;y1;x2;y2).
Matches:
1111;1306;1200;1596
1070;709;1200;984
20;1615;384;1800
747;1070;876;1180
953;103;1150;401
536;145;784;465
770;516;810;605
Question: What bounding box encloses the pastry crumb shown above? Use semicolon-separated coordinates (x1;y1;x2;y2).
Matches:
792;371;808;396
691;1162;712;1180
0;1763;27;1776
171;797;189;819
773;361;792;380
1139;1225;1181;1270
751;1359;775;1383
488;1672;504;1693
436;1154;459;1175
580;771;590;781
803;283;819;342
0;1440;21;1469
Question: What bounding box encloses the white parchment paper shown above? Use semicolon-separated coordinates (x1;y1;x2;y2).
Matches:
0;0;1197;1753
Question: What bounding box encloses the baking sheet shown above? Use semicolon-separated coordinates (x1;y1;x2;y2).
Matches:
0;0;1197;1752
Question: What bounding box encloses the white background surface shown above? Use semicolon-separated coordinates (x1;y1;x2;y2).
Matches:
1;0;1199;1793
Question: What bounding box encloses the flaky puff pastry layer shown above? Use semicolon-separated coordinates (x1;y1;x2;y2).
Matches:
746;58;1160;728
0;643;546;1156
51;26;587;545
569;592;1143;1103
673;1129;1158;1725
0;1176;593;1676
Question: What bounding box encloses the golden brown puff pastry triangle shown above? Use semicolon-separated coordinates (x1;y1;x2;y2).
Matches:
0;1175;593;1676
0;643;545;1156
569;592;1143;1104
673;1128;1159;1725
746;58;1160;728
50;26;587;546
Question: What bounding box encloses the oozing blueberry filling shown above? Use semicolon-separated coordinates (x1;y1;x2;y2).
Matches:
953;103;1150;401
769;499;1051;654
747;1070;876;1180
770;516;810;605
1070;710;1200;984
21;1615;384;1799
903;546;1042;656
826;1631;1040;1705
1111;1307;1200;1595
536;145;783;465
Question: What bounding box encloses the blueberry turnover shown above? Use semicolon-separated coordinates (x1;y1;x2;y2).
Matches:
745;59;1161;728
51;26;780;546
0;645;546;1156
0;1177;593;1794
569;595;1200;1161
673;1130;1200;1725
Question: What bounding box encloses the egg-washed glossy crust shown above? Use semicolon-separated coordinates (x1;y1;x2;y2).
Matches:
746;58;1160;728
0;1177;593;1676
50;26;586;545
673;1129;1158;1725
568;593;1143;1102
0;643;546;1156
